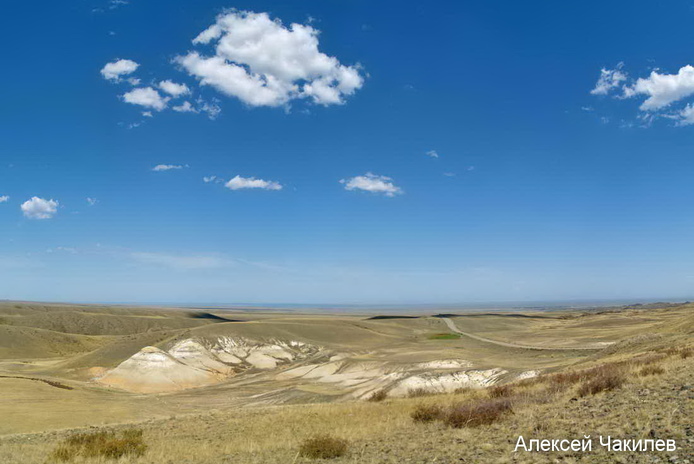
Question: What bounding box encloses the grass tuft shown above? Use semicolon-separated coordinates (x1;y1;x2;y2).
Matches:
48;428;146;461
577;367;625;396
407;388;432;398
488;384;514;398
298;435;348;460
639;365;665;376
444;399;513;428
367;389;388;402
410;404;444;423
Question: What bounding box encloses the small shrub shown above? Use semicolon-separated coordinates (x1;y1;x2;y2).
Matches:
453;386;472;395
299;435;348;460
639;366;665;376
488;384;514;398
48;429;146;461
49;445;74;462
411;404;444;423
407;388;431;398
515;376;543;388
444;399;513;428
631;353;666;366
680;348;692;359
550;371;583;387
577;371;625;396
367;389;388;402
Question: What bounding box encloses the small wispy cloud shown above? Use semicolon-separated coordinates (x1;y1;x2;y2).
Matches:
46;246;77;254
225;175;283;191
158;80;190;97
590;63;627;96
101;59;139;82
86;197;98;206
426;150;439;158
0;195;9;203
129;252;229;270
340;172;403;197
123;87;169;111
109;0;129;9
152;164;187;172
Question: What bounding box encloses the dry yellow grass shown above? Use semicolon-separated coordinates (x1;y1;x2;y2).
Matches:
0;347;691;463
0;302;692;463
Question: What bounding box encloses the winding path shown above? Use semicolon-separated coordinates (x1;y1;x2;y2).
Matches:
440;318;604;351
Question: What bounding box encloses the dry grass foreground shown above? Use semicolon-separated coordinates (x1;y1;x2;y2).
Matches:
0;344;692;463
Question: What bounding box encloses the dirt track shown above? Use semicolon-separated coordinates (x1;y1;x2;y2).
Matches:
441;318;604;351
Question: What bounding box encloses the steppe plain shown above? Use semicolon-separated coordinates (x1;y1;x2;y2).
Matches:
0;301;691;463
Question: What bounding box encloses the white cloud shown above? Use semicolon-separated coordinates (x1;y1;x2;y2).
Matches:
176;10;364;107
0;195;9;203
101;59;139;81
86;197;98;206
198;100;222;119
676;104;694;126
590;63;627;96
426;150;439;158
21;197;59;219
152;164;185;171
122;87;169;111
130;252;228;270
225;175;282;191
110;0;129;9
142;111;153;118
46;246;77;254
340;172;403;197
203;175;218;183
624;65;694;110
159;80;190;97
172;101;197;113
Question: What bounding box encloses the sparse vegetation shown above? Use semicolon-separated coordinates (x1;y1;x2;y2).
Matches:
488;384;514;398
444;398;513;428
49;429;146;461
410;404;444;423
639;365;665;376
407;387;431;398
630;353;666;366
367;389;388;402
298;435;348;460
427;333;460;340
0;302;691;464
0;375;73;390
577;367;625;396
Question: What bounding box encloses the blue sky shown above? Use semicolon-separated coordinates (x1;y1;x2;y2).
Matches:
3;0;694;304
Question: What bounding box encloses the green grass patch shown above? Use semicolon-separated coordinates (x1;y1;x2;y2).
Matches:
427;333;461;340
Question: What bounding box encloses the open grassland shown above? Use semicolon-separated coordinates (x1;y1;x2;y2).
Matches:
0;344;692;463
0;301;692;462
